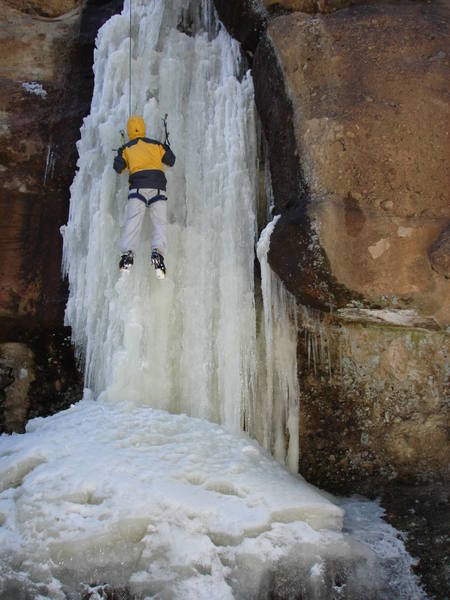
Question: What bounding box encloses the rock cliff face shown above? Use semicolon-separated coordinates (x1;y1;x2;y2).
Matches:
0;0;122;432
264;4;449;327
220;0;450;325
213;0;449;488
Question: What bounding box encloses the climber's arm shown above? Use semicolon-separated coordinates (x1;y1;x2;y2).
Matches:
162;144;176;167
113;147;128;174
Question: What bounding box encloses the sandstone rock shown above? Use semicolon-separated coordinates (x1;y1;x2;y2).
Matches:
0;0;118;432
263;0;380;14
297;306;449;490
4;0;81;18
252;1;450;326
0;1;82;323
0;0;121;325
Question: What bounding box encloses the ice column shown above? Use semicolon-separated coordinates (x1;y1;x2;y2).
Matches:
256;215;300;473
62;0;257;433
62;0;299;469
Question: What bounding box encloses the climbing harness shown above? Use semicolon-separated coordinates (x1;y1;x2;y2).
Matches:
128;188;167;206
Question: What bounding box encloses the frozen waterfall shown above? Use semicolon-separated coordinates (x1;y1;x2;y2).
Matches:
61;0;299;468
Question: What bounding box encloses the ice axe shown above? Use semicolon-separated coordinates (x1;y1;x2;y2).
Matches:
162;114;170;147
112;130;127;152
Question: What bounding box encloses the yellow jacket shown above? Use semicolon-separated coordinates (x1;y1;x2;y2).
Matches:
113;116;175;190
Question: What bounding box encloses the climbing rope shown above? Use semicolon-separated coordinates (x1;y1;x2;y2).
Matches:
129;0;132;117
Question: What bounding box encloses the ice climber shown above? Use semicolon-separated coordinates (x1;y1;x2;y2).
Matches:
113;114;176;278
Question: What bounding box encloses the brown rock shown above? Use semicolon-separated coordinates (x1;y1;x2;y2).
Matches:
0;0;118;432
263;0;380;14
4;0;81;19
297;306;449;490
0;342;35;433
0;1;82;324
0;0;121;325
253;1;450;325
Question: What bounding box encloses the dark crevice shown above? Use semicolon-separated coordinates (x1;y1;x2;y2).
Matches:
253;31;361;310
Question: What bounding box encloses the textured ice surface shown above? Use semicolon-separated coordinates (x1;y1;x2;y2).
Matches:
0;401;425;599
61;0;256;427
0;400;339;598
61;0;299;468
256;214;299;473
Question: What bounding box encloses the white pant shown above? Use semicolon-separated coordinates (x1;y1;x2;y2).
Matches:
120;189;168;257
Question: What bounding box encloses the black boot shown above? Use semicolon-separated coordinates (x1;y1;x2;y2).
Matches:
119;250;134;271
151;249;166;279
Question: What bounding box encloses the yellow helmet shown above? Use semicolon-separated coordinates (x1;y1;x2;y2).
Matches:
127;115;146;140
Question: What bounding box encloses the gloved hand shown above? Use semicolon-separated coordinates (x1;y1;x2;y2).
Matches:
113;154;127;174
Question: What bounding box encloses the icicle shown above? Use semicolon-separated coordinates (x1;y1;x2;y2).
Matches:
44;144;57;186
256;194;300;473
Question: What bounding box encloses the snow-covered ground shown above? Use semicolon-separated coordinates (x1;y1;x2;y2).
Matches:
0;399;425;599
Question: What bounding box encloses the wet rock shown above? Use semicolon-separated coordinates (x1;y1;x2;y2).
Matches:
26;326;83;424
0;365;14;390
429;224;450;278
378;480;450;599
0;342;35;433
212;0;267;52
0;323;83;434
297;306;449;490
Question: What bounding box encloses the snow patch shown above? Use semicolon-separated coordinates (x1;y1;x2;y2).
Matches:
22;81;47;98
336;307;440;329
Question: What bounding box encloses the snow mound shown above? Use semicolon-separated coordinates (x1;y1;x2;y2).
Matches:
0;400;343;598
0;402;426;599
